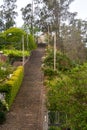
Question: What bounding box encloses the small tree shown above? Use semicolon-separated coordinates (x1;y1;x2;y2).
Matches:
4;27;26;50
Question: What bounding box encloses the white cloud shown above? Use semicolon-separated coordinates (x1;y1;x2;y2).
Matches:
69;0;87;20
16;0;31;27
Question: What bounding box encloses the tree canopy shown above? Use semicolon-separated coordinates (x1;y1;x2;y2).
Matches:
0;0;18;30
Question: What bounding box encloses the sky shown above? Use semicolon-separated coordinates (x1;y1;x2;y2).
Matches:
0;0;87;27
69;0;87;20
15;0;31;27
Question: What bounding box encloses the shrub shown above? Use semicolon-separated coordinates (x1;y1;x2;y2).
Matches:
0;62;15;82
0;101;7;124
0;100;7;112
3;49;30;64
0;33;6;49
0;111;6;124
48;126;61;130
43;49;76;72
4;27;26;50
43;47;87;129
5;66;24;108
44;68;58;77
3;49;29;57
28;34;37;50
0;66;24;109
45;63;87;129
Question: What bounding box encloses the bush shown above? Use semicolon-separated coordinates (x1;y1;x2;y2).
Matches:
45;63;87;129
0;100;7;112
0;66;24;109
0;101;6;124
3;49;30;64
3;49;29;57
48;126;61;130
4;27;26;50
44;68;58;77
43;49;76;72
28;34;37;50
0;33;6;49
0;111;6;124
0;62;15;82
6;66;24;108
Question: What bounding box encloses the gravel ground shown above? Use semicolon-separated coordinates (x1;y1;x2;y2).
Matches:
0;46;47;130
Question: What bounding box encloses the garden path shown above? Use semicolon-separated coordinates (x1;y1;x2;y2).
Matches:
0;45;47;130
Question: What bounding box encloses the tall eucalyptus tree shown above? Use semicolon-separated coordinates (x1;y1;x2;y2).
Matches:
0;0;18;30
21;0;43;34
21;3;33;34
39;0;73;48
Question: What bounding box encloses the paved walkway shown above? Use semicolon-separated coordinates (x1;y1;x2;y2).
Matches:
0;47;47;130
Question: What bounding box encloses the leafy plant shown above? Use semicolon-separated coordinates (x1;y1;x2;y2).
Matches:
0;62;15;81
28;34;37;50
48;126;61;130
0;66;24;109
0;111;6;124
45;63;87;129
5;66;24;108
0;33;6;49
0;100;7;124
4;27;26;50
43;48;76;73
44;67;58;77
3;49;29;57
3;49;30;64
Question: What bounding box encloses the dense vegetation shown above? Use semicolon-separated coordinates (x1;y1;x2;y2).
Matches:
43;47;87;130
0;27;37;50
0;62;15;82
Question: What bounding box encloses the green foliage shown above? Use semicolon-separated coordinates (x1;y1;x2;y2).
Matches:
3;49;29;57
0;33;6;49
0;66;24;109
46;74;72;111
0;0;17;30
67;63;87;129
0;100;7;124
3;49;30;57
0;27;37;51
28;34;37;50
43;48;75;72
4;27;26;49
0;100;7;112
43;67;58;77
45;63;87;129
5;27;25;42
43;47;87;129
0;62;15;82
0;111;6;124
6;66;24;108
3;49;30;64
48;126;61;130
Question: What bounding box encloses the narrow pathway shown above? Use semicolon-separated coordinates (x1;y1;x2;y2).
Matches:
0;46;46;130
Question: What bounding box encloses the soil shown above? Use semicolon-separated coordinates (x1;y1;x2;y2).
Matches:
0;46;47;130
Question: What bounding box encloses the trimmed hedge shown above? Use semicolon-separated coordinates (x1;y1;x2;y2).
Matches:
0;66;24;109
